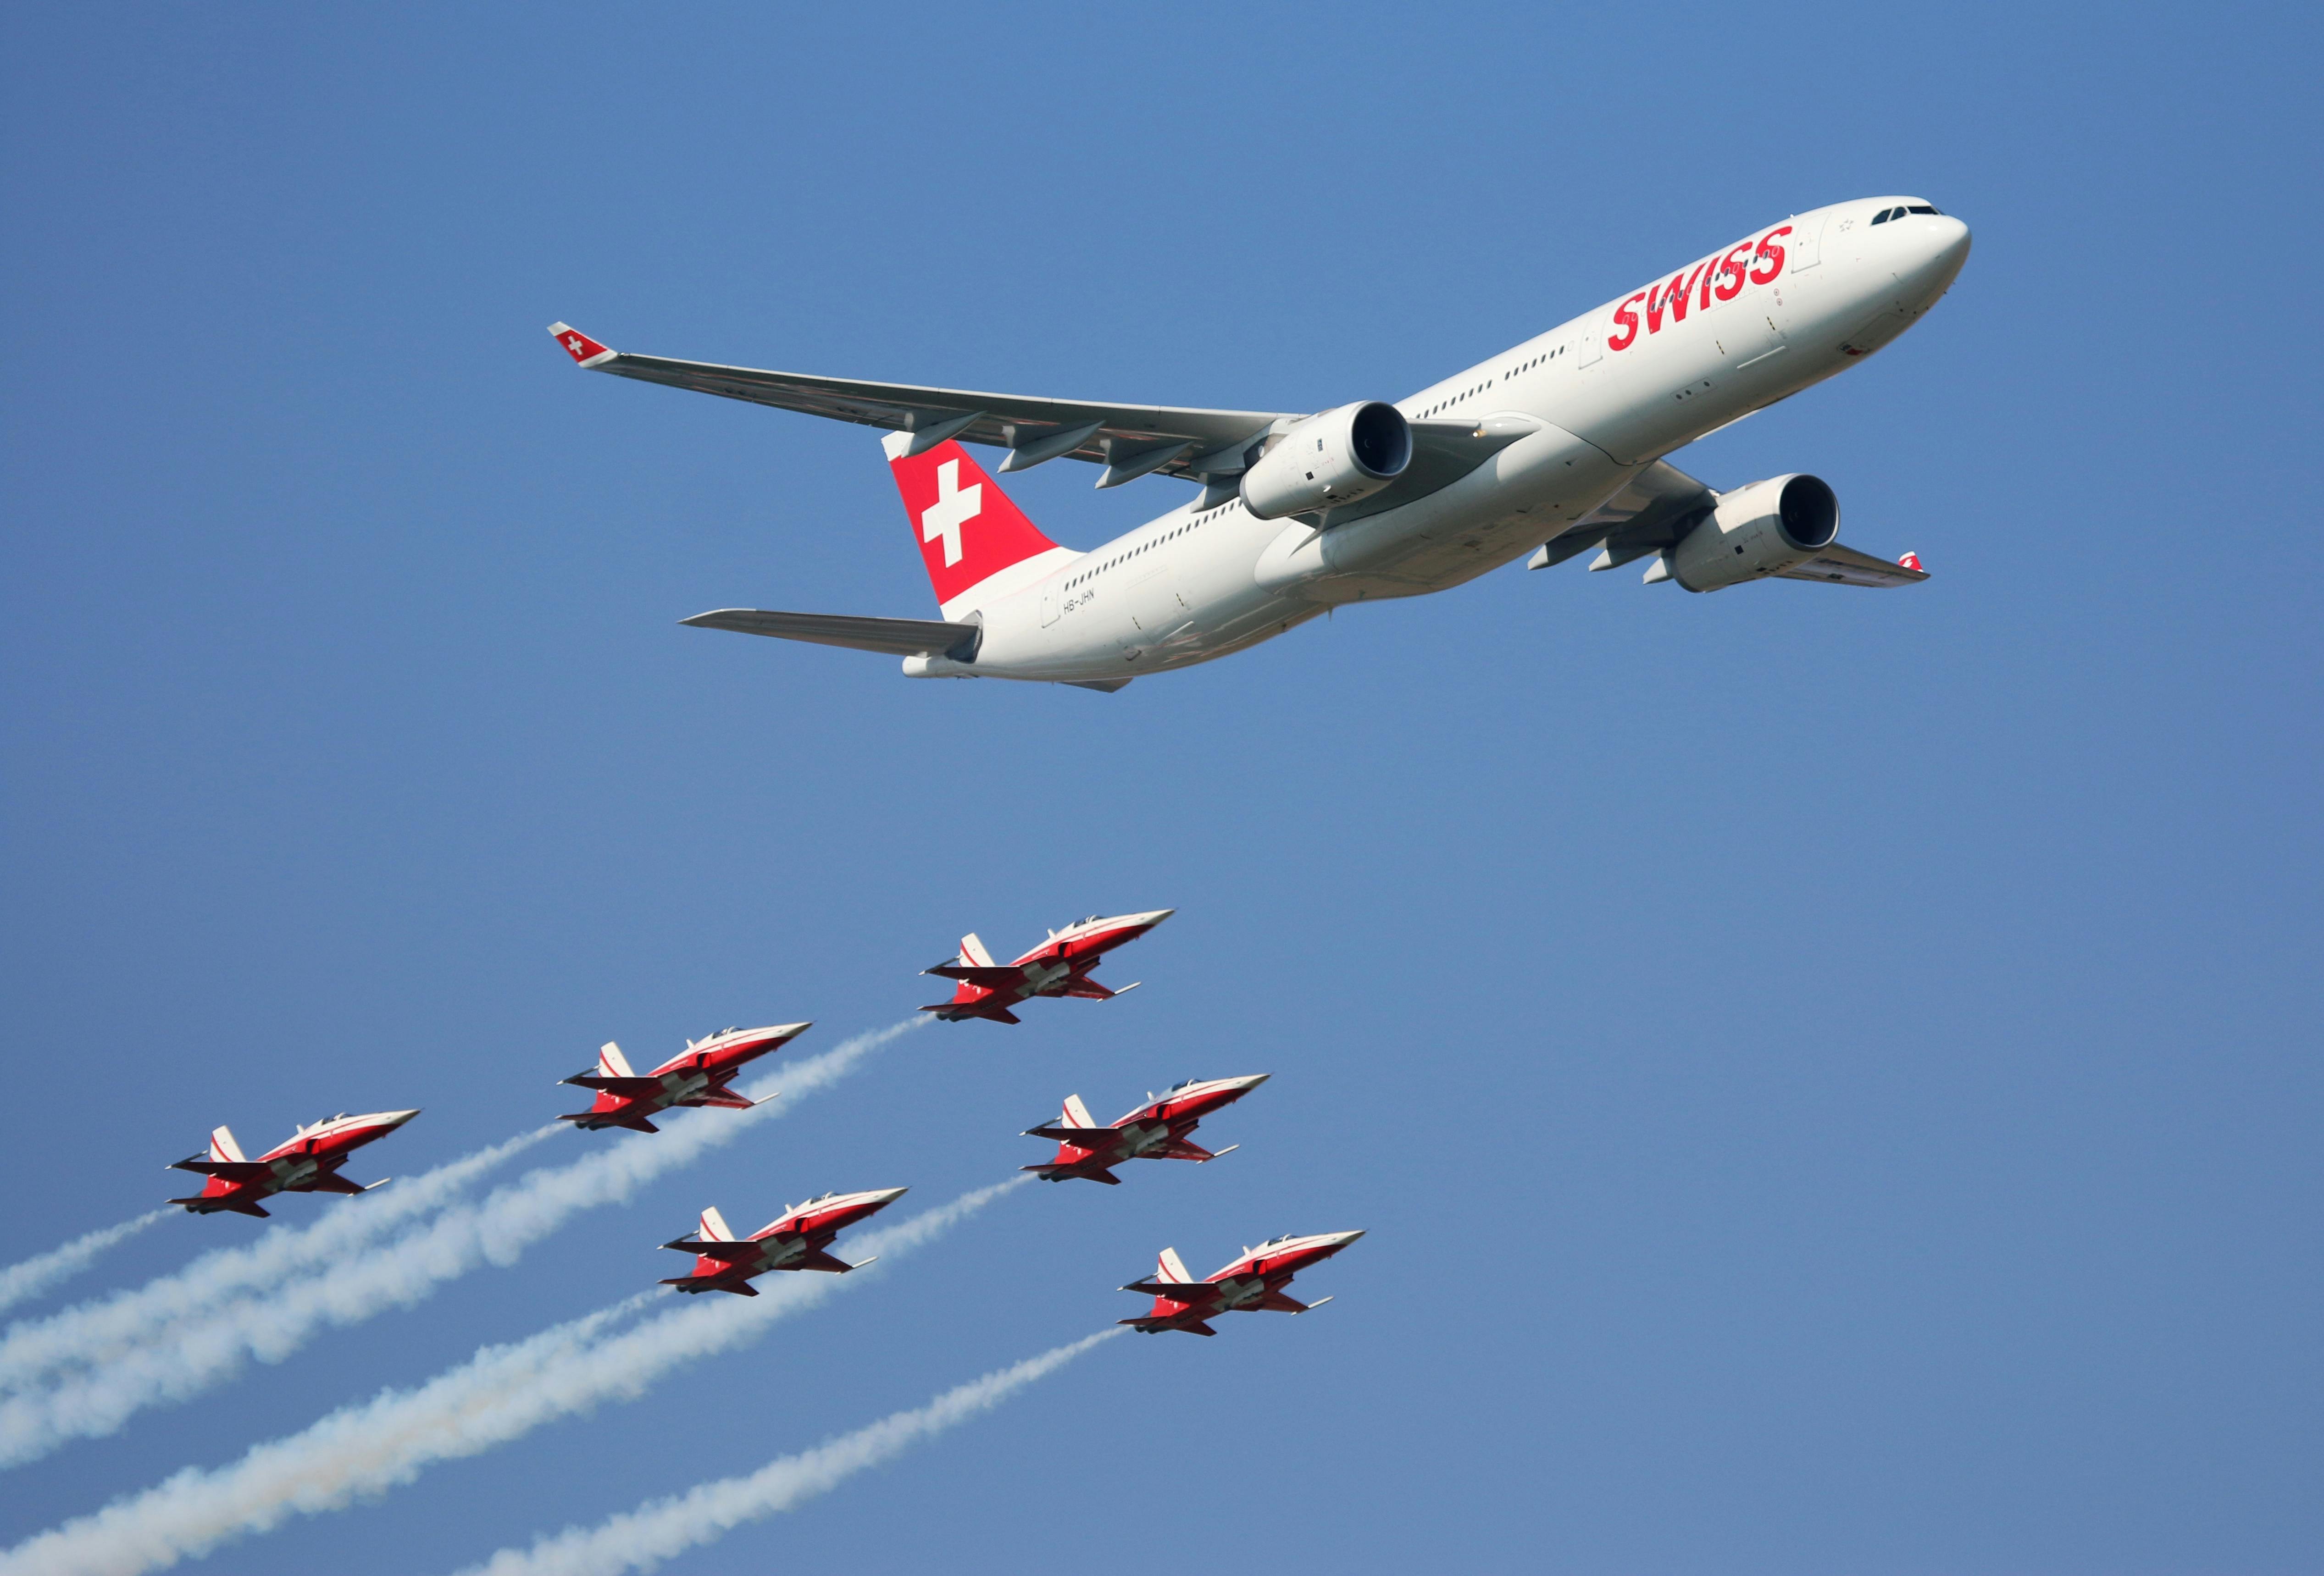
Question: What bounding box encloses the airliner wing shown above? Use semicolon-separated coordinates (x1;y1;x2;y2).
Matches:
1531;460;1714;569
1776;543;1929;586
549;324;1288;484
1528;460;1930;585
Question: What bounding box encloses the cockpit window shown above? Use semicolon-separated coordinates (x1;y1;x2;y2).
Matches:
1906;204;1941;215
1871;208;1892;224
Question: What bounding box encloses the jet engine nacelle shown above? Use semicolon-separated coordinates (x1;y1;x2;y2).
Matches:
1239;402;1413;520
1663;473;1840;592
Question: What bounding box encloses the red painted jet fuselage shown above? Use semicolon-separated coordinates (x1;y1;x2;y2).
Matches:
1024;1074;1268;1184
1120;1230;1364;1336
922;910;1171;1024
166;1109;420;1218
560;1022;810;1134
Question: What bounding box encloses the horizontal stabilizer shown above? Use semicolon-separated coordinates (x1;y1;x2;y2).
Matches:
1775;541;1932;587
921;1002;1021;1023
558;1111;660;1133
171;1196;270;1217
663;1275;757;1295
1024;1161;1122;1184
682;608;982;660
1121;1280;1221;1303
1122;1315;1215;1335
168;1157;274;1182
560;1074;669;1097
921;964;1026;988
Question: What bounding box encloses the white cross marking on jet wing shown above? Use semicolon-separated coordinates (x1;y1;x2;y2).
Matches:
921;459;982;567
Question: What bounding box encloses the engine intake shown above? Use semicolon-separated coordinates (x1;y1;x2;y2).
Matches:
1662;473;1839;592
1239;402;1412;520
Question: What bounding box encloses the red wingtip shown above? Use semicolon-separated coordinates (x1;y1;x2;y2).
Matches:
547;323;613;366
1898;551;1925;572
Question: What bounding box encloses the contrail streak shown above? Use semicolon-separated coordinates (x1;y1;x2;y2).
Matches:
0;1017;923;1468
0;1215;168;1318
0;1172;1020;1576
0;1127;559;1394
460;1329;1124;1576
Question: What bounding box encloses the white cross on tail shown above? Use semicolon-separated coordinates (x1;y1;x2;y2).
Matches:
920;459;982;567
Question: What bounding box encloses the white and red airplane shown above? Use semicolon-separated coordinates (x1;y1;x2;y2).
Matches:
921;909;1171;1024
550;198;1968;690
659;1188;907;1295
1119;1230;1365;1337
1023;1074;1269;1185
558;1022;810;1134
166;1109;419;1218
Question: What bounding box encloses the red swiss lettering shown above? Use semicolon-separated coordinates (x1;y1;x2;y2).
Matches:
1713;242;1752;302
1748;225;1792;285
1607;291;1646;351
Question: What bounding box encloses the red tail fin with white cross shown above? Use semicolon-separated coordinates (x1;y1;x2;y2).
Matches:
882;434;1074;620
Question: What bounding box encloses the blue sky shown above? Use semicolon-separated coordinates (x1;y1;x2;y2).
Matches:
3;3;2318;1571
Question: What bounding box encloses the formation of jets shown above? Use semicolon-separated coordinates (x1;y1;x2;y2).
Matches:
163;909;1357;1332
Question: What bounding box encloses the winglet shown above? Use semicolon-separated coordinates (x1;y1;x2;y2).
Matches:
547;323;616;368
1898;551;1925;572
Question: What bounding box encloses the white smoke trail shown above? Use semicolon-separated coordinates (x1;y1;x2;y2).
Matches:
0;1174;1021;1576
0;1126;559;1394
460;1329;1124;1576
0;1215;169;1318
0;1017;924;1468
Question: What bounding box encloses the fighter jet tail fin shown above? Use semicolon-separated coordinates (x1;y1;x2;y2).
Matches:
959;933;995;968
597;1041;635;1079
698;1206;735;1242
1061;1094;1095;1129
1156;1246;1193;1284
208;1126;246;1165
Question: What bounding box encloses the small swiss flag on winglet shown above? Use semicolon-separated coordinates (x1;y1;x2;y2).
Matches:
1898;551;1924;572
546;322;614;366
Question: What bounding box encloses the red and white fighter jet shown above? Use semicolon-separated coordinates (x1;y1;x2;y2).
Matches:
558;1023;810;1134
921;910;1172;1024
1023;1074;1270;1185
659;1188;908;1295
1120;1230;1364;1336
166;1109;420;1218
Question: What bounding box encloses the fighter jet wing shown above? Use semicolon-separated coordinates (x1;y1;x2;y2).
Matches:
1022;1125;1122;1144
791;1248;860;1274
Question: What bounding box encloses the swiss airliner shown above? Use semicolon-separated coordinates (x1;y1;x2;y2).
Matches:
550;196;1969;691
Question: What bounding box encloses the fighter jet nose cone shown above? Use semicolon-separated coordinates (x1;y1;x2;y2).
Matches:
1237;1073;1273;1089
1143;908;1176;924
387;1110;422;1124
